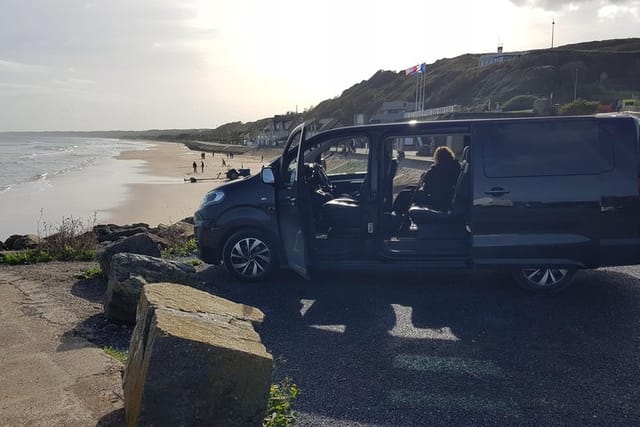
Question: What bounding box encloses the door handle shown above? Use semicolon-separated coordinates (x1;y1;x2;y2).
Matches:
484;187;510;197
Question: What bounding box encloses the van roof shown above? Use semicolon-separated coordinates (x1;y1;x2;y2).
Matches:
307;115;638;141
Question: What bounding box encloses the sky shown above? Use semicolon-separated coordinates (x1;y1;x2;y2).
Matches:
0;0;638;131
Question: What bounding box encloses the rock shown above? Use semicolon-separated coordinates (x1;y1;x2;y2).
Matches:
181;216;195;225
4;234;41;250
123;283;272;427
97;233;161;276
152;221;194;242
0;240;6;251
102;226;149;243
94;223;151;243
104;253;199;324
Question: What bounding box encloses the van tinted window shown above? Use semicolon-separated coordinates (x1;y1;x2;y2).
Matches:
481;120;613;177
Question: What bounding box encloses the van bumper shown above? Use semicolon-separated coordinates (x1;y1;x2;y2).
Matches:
195;220;224;265
599;238;640;267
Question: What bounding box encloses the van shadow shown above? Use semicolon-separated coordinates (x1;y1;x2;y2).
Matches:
222;268;640;426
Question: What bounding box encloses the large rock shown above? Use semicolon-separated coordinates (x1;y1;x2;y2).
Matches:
152;221;194;242
97;233;161;276
0;240;6;251
104;253;199;324
102;226;149;242
123;283;272;427
4;234;41;250
94;223;151;242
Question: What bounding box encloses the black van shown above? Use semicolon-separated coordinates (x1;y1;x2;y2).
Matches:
194;115;640;292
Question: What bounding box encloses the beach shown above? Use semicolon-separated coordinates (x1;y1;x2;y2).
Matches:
107;142;272;227
0;137;279;240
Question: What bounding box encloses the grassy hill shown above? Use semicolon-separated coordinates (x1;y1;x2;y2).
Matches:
38;38;633;143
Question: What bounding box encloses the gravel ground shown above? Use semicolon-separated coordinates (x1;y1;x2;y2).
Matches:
2;261;640;426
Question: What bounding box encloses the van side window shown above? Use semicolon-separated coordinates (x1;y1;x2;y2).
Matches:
481;120;613;177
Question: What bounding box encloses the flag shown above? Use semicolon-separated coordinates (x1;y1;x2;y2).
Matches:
405;63;427;76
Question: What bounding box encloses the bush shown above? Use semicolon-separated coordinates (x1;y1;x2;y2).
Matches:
161;238;197;258
77;267;103;280
0;212;99;265
559;99;599;115
264;380;298;427
502;95;539;112
40;214;98;258
0;249;53;265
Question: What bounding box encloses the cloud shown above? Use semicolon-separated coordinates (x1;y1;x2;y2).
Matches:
509;0;638;11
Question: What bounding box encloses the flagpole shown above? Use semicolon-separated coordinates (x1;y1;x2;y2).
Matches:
414;69;419;112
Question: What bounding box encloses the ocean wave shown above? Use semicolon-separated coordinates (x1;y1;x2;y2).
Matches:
0;184;12;194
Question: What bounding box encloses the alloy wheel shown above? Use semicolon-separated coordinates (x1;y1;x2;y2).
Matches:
229;237;272;278
521;268;569;287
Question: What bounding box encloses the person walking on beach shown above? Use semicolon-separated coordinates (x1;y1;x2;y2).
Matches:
201;152;205;160
222;158;226;167
201;160;205;173
192;161;197;174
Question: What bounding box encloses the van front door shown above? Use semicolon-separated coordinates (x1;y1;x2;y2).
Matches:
277;123;310;278
471;119;607;268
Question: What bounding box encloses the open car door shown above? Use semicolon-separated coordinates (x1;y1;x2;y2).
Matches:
277;123;310;278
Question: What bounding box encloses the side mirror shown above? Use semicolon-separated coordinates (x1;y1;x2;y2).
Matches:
261;166;275;185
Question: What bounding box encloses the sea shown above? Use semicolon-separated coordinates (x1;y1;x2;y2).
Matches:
0;134;154;240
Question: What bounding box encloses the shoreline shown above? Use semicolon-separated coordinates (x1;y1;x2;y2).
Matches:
104;141;273;228
0;138;281;240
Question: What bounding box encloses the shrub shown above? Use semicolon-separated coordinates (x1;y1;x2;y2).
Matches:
502;95;539;112
263;379;298;427
559;99;599;115
77;267;103;280
0;249;53;265
161;238;197;258
39;212;98;261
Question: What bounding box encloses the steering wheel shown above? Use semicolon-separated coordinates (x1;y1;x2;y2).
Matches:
303;163;332;193
313;163;333;192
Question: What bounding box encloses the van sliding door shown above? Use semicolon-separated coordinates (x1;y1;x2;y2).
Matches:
471;119;607;268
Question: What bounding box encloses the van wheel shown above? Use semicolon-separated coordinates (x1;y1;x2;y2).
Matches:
222;230;277;281
512;267;577;293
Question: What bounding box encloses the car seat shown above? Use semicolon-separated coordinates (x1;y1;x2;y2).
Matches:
407;146;470;238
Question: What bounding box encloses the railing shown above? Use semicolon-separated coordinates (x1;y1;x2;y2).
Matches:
404;105;462;119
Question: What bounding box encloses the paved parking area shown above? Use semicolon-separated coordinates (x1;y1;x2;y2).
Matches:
218;266;640;426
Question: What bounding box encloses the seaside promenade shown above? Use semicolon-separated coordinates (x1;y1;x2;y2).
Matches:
0;270;123;425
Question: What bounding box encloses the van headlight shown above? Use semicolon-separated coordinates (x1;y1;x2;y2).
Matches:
203;190;225;206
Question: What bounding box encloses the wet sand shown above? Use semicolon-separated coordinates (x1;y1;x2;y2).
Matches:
106;142;273;226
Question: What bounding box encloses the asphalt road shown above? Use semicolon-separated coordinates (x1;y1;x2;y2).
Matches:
212;265;640;427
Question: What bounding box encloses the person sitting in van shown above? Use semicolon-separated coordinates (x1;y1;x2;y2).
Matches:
418;146;460;211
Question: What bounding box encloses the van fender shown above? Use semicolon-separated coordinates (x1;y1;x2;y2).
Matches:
215;206;281;262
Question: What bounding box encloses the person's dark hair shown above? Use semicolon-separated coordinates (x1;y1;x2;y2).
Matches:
433;146;455;165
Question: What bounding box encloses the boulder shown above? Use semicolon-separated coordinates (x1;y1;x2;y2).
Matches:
102;226;149;243
104;253;199;324
4;234;41;250
0;240;6;251
152;221;194;242
97;233;161;276
124;283;272;427
94;223;151;243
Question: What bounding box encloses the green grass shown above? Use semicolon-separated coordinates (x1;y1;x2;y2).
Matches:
0;249;53;265
76;267;103;280
0;248;96;265
103;346;128;364
263;380;298;427
161;238;198;258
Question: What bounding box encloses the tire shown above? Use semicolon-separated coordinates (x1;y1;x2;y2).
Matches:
511;267;577;293
222;230;277;281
